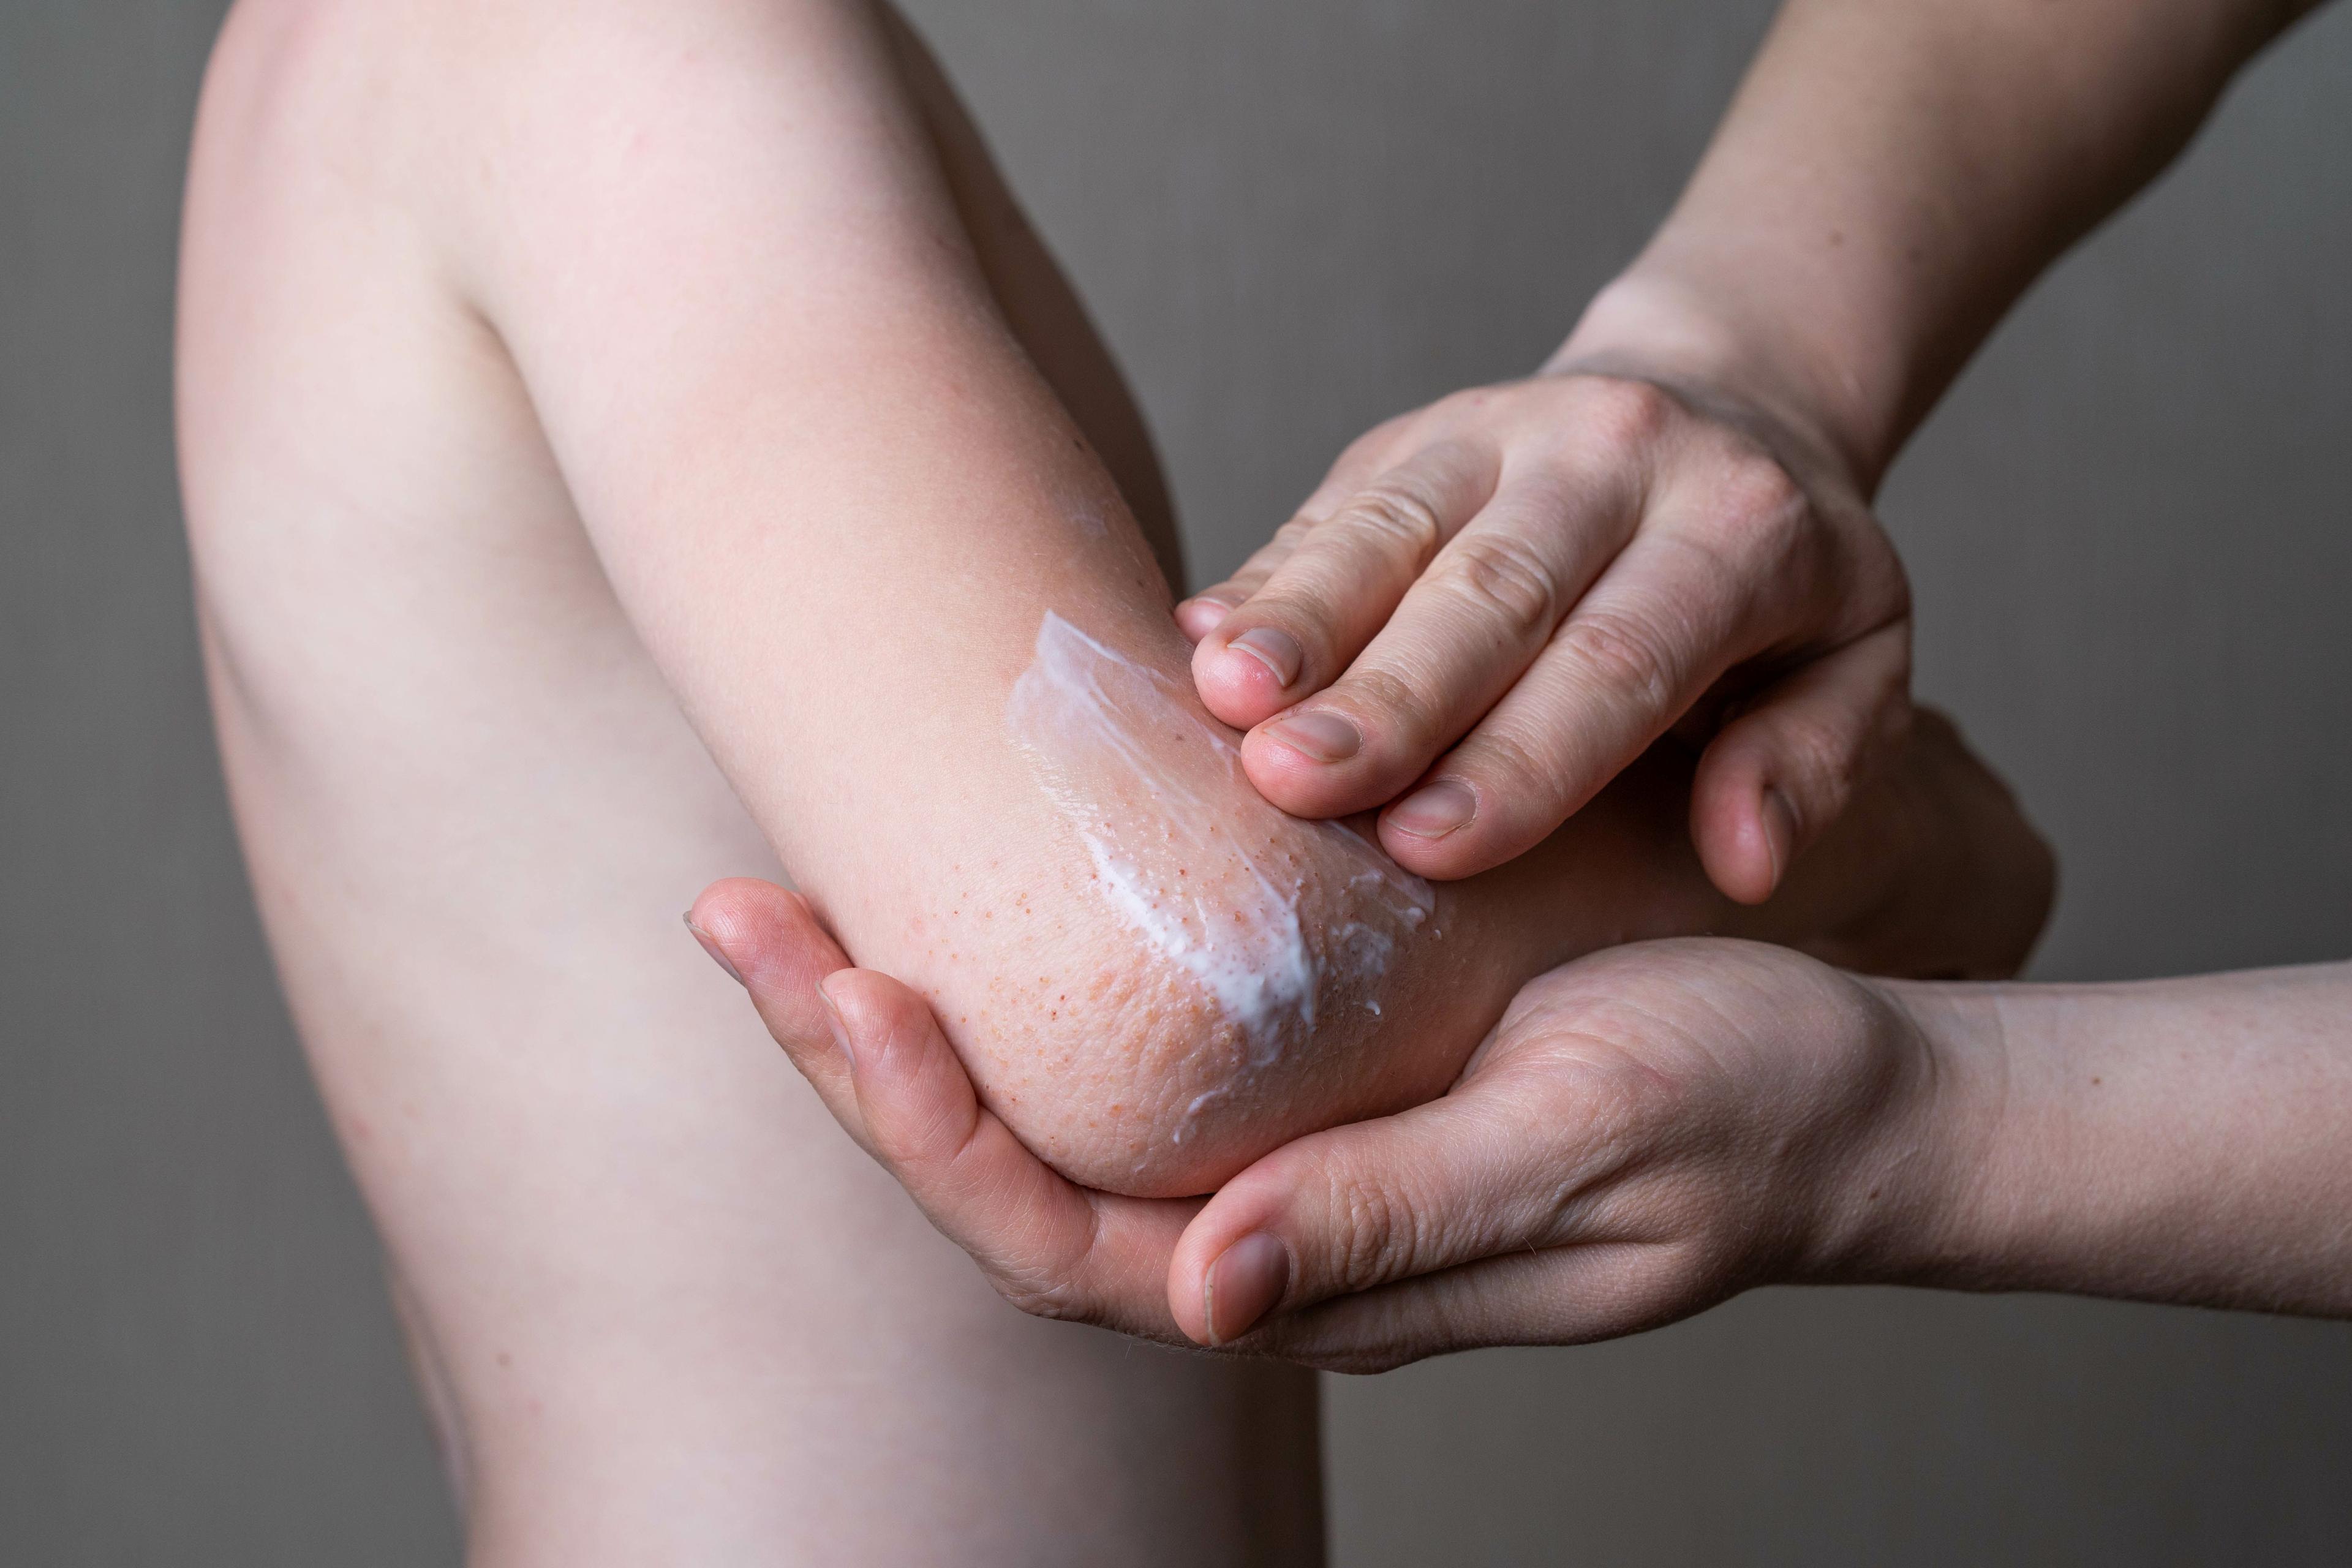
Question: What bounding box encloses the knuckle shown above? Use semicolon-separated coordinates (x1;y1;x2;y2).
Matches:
1268;516;1320;552
1430;532;1562;641
1316;1158;1422;1293
1516;1041;1678;1169
1335;480;1447;564
1713;454;1810;556
1342;410;1419;468
1828;537;1917;638
1583;1047;1700;1141
1450;720;1556;814
1578;375;1678;449
1341;664;1444;750
1765;703;1863;807
988;1270;1093;1324
1555;607;1678;712
1242;583;1333;641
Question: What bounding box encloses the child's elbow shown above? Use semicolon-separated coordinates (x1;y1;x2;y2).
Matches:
952;898;1463;1199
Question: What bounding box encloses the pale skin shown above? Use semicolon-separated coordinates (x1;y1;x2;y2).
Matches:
181;3;1319;1561
701;0;2351;1363
1180;0;2333;901
260;0;2030;1208
714;905;2352;1362
178;0;2045;1561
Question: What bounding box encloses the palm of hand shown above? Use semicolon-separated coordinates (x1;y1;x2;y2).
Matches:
696;877;1931;1371
1169;940;1927;1366
1395;942;1928;1341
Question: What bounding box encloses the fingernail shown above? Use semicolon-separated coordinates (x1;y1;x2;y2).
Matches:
1228;626;1303;687
683;911;745;986
1760;785;1798;891
1389;779;1476;840
815;978;858;1071
1265;709;1362;764
1177;595;1234;635
1204;1232;1291;1345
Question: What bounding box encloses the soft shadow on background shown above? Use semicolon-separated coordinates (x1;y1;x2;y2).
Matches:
4;2;2348;1562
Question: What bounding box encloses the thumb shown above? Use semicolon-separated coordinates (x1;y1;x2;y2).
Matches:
1692;623;1911;905
686;877;856;1102
1167;1060;1575;1346
817;968;1166;1330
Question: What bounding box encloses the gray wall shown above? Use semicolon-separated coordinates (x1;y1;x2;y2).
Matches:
4;1;2348;1562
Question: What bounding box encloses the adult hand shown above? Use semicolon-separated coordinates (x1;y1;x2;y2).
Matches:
1161;935;1947;1365
1179;369;1910;904
686;877;1211;1346
690;879;1959;1371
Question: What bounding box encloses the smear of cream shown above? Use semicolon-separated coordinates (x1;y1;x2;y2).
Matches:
1007;611;1432;1112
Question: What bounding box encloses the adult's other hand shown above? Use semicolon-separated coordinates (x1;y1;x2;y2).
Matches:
1180;369;1909;904
691;879;1959;1371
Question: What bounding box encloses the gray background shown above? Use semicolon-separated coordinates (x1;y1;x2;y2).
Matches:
4;0;2348;1561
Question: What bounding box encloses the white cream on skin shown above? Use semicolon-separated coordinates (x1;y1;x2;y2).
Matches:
1008;611;1432;1133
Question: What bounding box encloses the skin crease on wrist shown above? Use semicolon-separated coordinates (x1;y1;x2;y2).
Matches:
1558;0;2334;492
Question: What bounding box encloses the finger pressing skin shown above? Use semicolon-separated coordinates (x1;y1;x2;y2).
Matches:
1191;441;1499;729
1238;467;1642;820
1175;413;1417;641
1691;622;1913;905
1166;1057;1604;1346
1174;519;1314;641
1373;519;1792;878
821;968;1195;1339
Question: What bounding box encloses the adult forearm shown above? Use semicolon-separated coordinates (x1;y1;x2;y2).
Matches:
1855;964;2352;1314
1555;0;2320;488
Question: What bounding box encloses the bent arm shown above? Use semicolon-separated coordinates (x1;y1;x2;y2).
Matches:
395;0;1649;1189
1559;0;2329;488
428;0;1307;1184
413;0;2041;1196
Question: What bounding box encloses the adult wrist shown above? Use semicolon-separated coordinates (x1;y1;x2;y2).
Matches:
1548;260;1904;496
1793;976;2019;1291
1856;971;2352;1316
